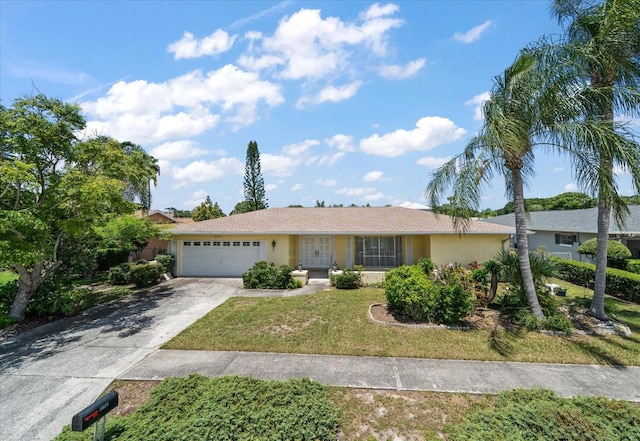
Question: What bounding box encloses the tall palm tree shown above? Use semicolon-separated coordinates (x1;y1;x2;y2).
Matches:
427;53;549;318
121;141;160;211
552;0;640;319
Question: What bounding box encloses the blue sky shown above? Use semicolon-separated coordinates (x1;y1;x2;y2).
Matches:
1;1;636;214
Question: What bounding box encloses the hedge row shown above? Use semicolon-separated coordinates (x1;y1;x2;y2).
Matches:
554;259;640;304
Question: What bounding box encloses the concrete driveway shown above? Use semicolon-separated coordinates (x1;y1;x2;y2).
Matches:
0;278;328;441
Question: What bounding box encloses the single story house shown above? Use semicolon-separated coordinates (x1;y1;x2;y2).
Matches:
481;205;640;261
167;207;515;277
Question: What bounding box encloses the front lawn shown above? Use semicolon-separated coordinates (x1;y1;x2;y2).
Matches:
164;281;640;366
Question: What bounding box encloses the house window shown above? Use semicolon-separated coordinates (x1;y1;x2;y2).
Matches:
355;236;403;267
243;241;250;246
193;241;201;246
223;241;230;247
252;241;260;247
555;234;577;246
183;241;191;246
213;241;221;246
233;241;240;246
203;241;211;246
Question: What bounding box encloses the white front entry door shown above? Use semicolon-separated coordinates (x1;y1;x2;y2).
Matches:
301;236;333;268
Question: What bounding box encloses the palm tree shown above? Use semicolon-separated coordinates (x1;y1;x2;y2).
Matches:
552;0;640;319
427;53;551;318
121;141;160;211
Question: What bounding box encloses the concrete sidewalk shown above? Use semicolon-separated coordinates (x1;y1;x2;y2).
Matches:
121;350;640;402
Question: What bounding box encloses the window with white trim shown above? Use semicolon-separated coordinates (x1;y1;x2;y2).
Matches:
193;241;201;246
242;241;250;246
183;241;192;246
203;241;211;246
213;241;221;246
223;241;230;247
355;236;403;267
233;241;240;246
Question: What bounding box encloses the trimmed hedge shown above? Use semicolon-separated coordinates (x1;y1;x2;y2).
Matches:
332;268;362;289
242;261;302;289
626;259;640;274
554;258;640;304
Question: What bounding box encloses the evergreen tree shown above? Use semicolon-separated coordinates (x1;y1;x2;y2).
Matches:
242;141;268;212
192;196;226;221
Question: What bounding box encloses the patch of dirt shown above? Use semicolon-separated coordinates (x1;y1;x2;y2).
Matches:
105;380;160;417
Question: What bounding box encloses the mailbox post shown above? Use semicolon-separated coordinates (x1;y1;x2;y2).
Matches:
72;390;118;441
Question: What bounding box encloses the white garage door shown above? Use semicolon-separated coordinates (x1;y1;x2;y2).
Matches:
181;240;264;276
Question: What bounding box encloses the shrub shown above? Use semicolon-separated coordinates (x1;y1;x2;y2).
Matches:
545;313;572;334
450;389;640;441
333;268;362;289
417;258;435;275
127;263;163;288
626;259;640;274
578;238;632;262
554;258;640;304
95;247;131;271
242;261;300;289
385;265;432;321
515;309;542;331
108;263;131;285
154;254;175;275
430;284;473;324
0;279;18;315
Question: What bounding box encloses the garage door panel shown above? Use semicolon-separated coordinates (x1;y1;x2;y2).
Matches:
181;241;262;276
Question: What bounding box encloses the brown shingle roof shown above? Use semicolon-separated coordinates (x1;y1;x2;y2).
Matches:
170;207;514;235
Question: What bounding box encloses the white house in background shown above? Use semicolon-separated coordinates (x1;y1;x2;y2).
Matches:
398;201;432;210
482;206;640;261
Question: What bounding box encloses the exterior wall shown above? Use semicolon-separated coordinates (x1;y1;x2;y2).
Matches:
139;238;169;261
525;231;595;261
334;235;347;268
429;234;510;266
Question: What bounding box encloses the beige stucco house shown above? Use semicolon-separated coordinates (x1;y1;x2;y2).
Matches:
167;207;514;277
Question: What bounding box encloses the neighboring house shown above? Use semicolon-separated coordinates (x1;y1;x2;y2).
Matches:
137;210;194;261
167;207;514;277
482;206;640;261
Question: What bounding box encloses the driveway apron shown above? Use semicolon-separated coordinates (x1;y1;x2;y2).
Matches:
0;277;307;441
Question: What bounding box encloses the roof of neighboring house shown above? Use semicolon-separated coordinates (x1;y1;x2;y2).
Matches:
482;205;640;235
398;201;432;210
137;210;195;224
170;207;514;235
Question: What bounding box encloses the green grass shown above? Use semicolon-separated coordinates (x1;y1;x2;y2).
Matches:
0;271;17;284
164;283;640;366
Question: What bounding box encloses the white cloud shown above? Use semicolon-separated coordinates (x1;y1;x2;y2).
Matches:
81;66;284;143
229;0;294;29
150;140;208;160
378;58;426;79
453;20;493;44
184;189;209;208
291;183;303;191
282;139;319;155
265;183;279;191
297;81;362;108
316;179;337;186
157;159;171;175
364;171;384;182
4;58;93;85
171;157;244;186
168;30;237;59
360;116;466;157
363;192;385;202
416;156;452;168
325;134;355;152
261;153;302;177
464;91;490;120
239;4;403;80
335;187;377;196
564;183;579;192
553;166;564;172
318;152;345;166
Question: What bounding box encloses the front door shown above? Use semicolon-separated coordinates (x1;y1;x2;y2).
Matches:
301;236;332;268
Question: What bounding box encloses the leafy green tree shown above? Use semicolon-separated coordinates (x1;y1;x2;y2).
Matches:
230;200;253;215
96;215;163;260
192;196;226;221
165;207;192;218
0;94;160;320
242;140;268;212
552;0;640;319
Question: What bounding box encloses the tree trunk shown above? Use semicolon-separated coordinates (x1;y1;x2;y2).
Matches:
590;195;610;320
487;273;499;304
512;168;545;319
9;262;60;321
